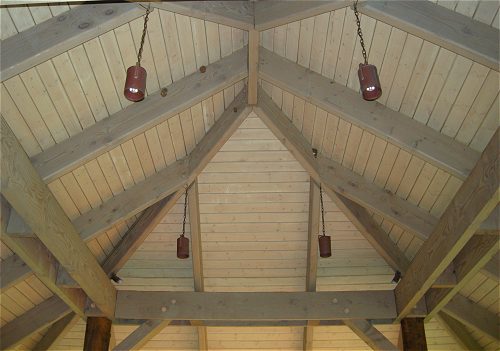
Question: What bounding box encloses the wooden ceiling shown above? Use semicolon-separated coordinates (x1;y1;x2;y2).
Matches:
0;0;498;350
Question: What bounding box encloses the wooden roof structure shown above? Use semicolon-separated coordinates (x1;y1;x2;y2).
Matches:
0;0;498;350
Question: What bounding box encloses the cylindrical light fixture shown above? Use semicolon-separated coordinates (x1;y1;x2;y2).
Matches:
124;6;151;102
124;65;147;102
177;235;189;259
318;235;332;258
358;63;382;101
177;187;190;259
317;181;332;258
353;1;382;101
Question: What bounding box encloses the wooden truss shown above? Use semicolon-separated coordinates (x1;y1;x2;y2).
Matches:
1;1;498;350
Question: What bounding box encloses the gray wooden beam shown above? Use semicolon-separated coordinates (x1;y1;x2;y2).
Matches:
0;296;71;350
113;320;170;351
343;319;398;351
395;130;498;321
152;1;253;30
115;291;397;320
31;47;248;183
436;311;484;351
32;313;80;351
0;3;143;81
443;294;499;341
259;48;480;181
359;1;499;71
254;1;352;31
1;118;116;318
0;253;31;292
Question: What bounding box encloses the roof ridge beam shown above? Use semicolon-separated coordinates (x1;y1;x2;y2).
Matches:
358;1;499;71
152;1;253;30
0;3;144;81
31;47;248;183
259;48;480;180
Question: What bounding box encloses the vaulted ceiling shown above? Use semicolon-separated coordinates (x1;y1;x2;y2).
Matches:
0;1;498;350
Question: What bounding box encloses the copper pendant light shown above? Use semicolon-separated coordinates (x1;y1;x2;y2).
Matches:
124;5;151;102
318;184;332;258
354;1;382;101
177;187;190;259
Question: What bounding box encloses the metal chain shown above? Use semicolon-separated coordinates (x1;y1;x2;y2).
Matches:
181;187;188;237
319;184;326;237
353;0;368;65
137;5;151;65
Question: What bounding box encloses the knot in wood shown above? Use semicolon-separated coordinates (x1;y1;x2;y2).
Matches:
161;88;168;97
199;66;207;73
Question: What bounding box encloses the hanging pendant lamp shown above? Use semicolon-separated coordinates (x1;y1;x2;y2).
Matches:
354;1;382;101
124;6;151;102
177;187;190;259
318;184;332;258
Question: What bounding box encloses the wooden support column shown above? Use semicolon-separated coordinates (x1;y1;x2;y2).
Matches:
400;318;427;351
84;317;112;351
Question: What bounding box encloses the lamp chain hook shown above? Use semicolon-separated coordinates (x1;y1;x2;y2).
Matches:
353;0;368;65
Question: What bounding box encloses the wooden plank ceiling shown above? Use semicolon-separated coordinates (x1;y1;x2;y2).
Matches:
0;0;498;350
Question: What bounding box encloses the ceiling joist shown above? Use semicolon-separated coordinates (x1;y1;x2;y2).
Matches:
31;47;248;183
259;48;480;181
0;3;144;82
358;1;500;72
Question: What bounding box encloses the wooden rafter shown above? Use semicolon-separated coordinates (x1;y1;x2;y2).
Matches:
0;252;31;292
395;129;499;321
254;1;352;31
436;312;484;351
248;29;259;105
4;90;252;289
1;117;116;317
116;291;396;320
442;294;499;341
0;3;143;81
0;296;71;350
31;48;247;183
113;320;171;351
425;234;499;319
32;313;80;351
358;0;500;71
259;48;480;181
152;1;253;30
343;320;398;351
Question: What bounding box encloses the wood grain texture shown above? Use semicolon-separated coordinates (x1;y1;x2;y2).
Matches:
83;317;112;351
0;3;144;81
254;88;437;241
395;129;499;320
400;318;427;351
113;320;170;351
436;312;484;351
359;1;499;71
0;253;31;291
31;48;248;182
343;319;398;351
425;234;499;319
259;48;480;180
152;1;253;30
0;296;71;350
115;291;397;320
442;294;499;341
1;117;116;317
33;313;80;351
255;1;352;30
248;29;259;104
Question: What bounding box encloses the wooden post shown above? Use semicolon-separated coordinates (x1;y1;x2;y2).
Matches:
84;317;112;351
400;318;427;351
